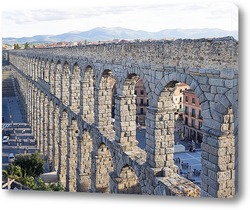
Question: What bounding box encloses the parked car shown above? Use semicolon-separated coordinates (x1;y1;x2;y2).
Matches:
2;136;9;144
8;153;15;163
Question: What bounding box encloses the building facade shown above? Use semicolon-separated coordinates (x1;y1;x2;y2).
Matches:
135;79;148;126
183;89;203;143
173;83;190;118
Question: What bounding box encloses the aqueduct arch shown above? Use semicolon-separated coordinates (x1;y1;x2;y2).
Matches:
8;37;238;198
77;129;93;192
95;143;114;193
117;164;142;194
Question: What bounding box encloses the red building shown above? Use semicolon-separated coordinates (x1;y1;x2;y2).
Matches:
183;89;203;143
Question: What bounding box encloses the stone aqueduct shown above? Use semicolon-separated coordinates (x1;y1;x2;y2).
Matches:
7;37;238;198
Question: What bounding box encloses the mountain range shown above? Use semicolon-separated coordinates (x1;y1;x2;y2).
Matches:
2;27;238;44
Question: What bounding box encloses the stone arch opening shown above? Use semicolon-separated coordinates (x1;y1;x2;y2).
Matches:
49;61;55;93
40;59;45;80
58;109;68;187
47;99;54;170
52;104;60;171
66;118;78;192
39;92;45;153
117;164;142;194
44;60;50;83
34;58;38;81
37;59;41;81
61;62;70;106
81;65;95;124
71;63;81;113
146;78;203;185
35;90;41;150
115;74;148;151
77;129;93;192
43;95;49;158
54;61;62;99
95;143;114;193
27;57;31;77
95;69;116;136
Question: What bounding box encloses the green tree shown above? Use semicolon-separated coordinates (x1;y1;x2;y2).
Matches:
14;43;21;50
24;42;30;49
2;164;22;180
2;151;64;191
14;151;45;177
19;176;36;189
32;178;64;191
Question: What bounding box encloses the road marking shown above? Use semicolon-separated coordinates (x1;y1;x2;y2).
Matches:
2;123;11;128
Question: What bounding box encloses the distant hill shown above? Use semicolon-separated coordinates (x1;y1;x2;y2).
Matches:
2;27;238;44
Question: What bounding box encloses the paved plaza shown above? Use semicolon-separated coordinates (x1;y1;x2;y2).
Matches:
137;128;202;186
174;151;202;186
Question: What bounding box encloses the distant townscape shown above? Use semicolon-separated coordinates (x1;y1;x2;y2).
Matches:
2;27;238;50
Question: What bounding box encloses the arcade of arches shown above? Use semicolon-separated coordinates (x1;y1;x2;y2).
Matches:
7;37;238;198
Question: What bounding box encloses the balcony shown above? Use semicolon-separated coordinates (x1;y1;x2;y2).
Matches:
139;103;148;106
191;124;196;128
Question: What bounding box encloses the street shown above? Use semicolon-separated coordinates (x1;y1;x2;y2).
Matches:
2;94;36;171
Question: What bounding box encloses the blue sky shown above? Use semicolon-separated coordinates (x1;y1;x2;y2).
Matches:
1;0;238;38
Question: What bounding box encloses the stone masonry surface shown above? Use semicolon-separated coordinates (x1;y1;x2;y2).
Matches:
7;37;238;198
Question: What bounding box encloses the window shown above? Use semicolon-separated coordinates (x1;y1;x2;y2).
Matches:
185;96;188;102
180;89;183;93
192;98;195;104
199;121;203;129
140;98;144;105
185;117;188;125
191;108;195;117
191;119;195;127
180;97;182;102
199;110;202;119
140;90;144;95
134;90;137;95
140;108;144;114
147;99;149;106
179;104;182;109
185;106;189;115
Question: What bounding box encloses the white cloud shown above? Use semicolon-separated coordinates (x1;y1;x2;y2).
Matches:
2;1;238;37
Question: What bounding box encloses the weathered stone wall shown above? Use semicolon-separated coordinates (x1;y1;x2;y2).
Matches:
8;37;238;198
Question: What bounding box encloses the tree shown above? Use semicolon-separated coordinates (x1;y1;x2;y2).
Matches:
13;151;45;177
24;42;30;49
14;43;21;50
2;151;65;191
2;164;22;180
